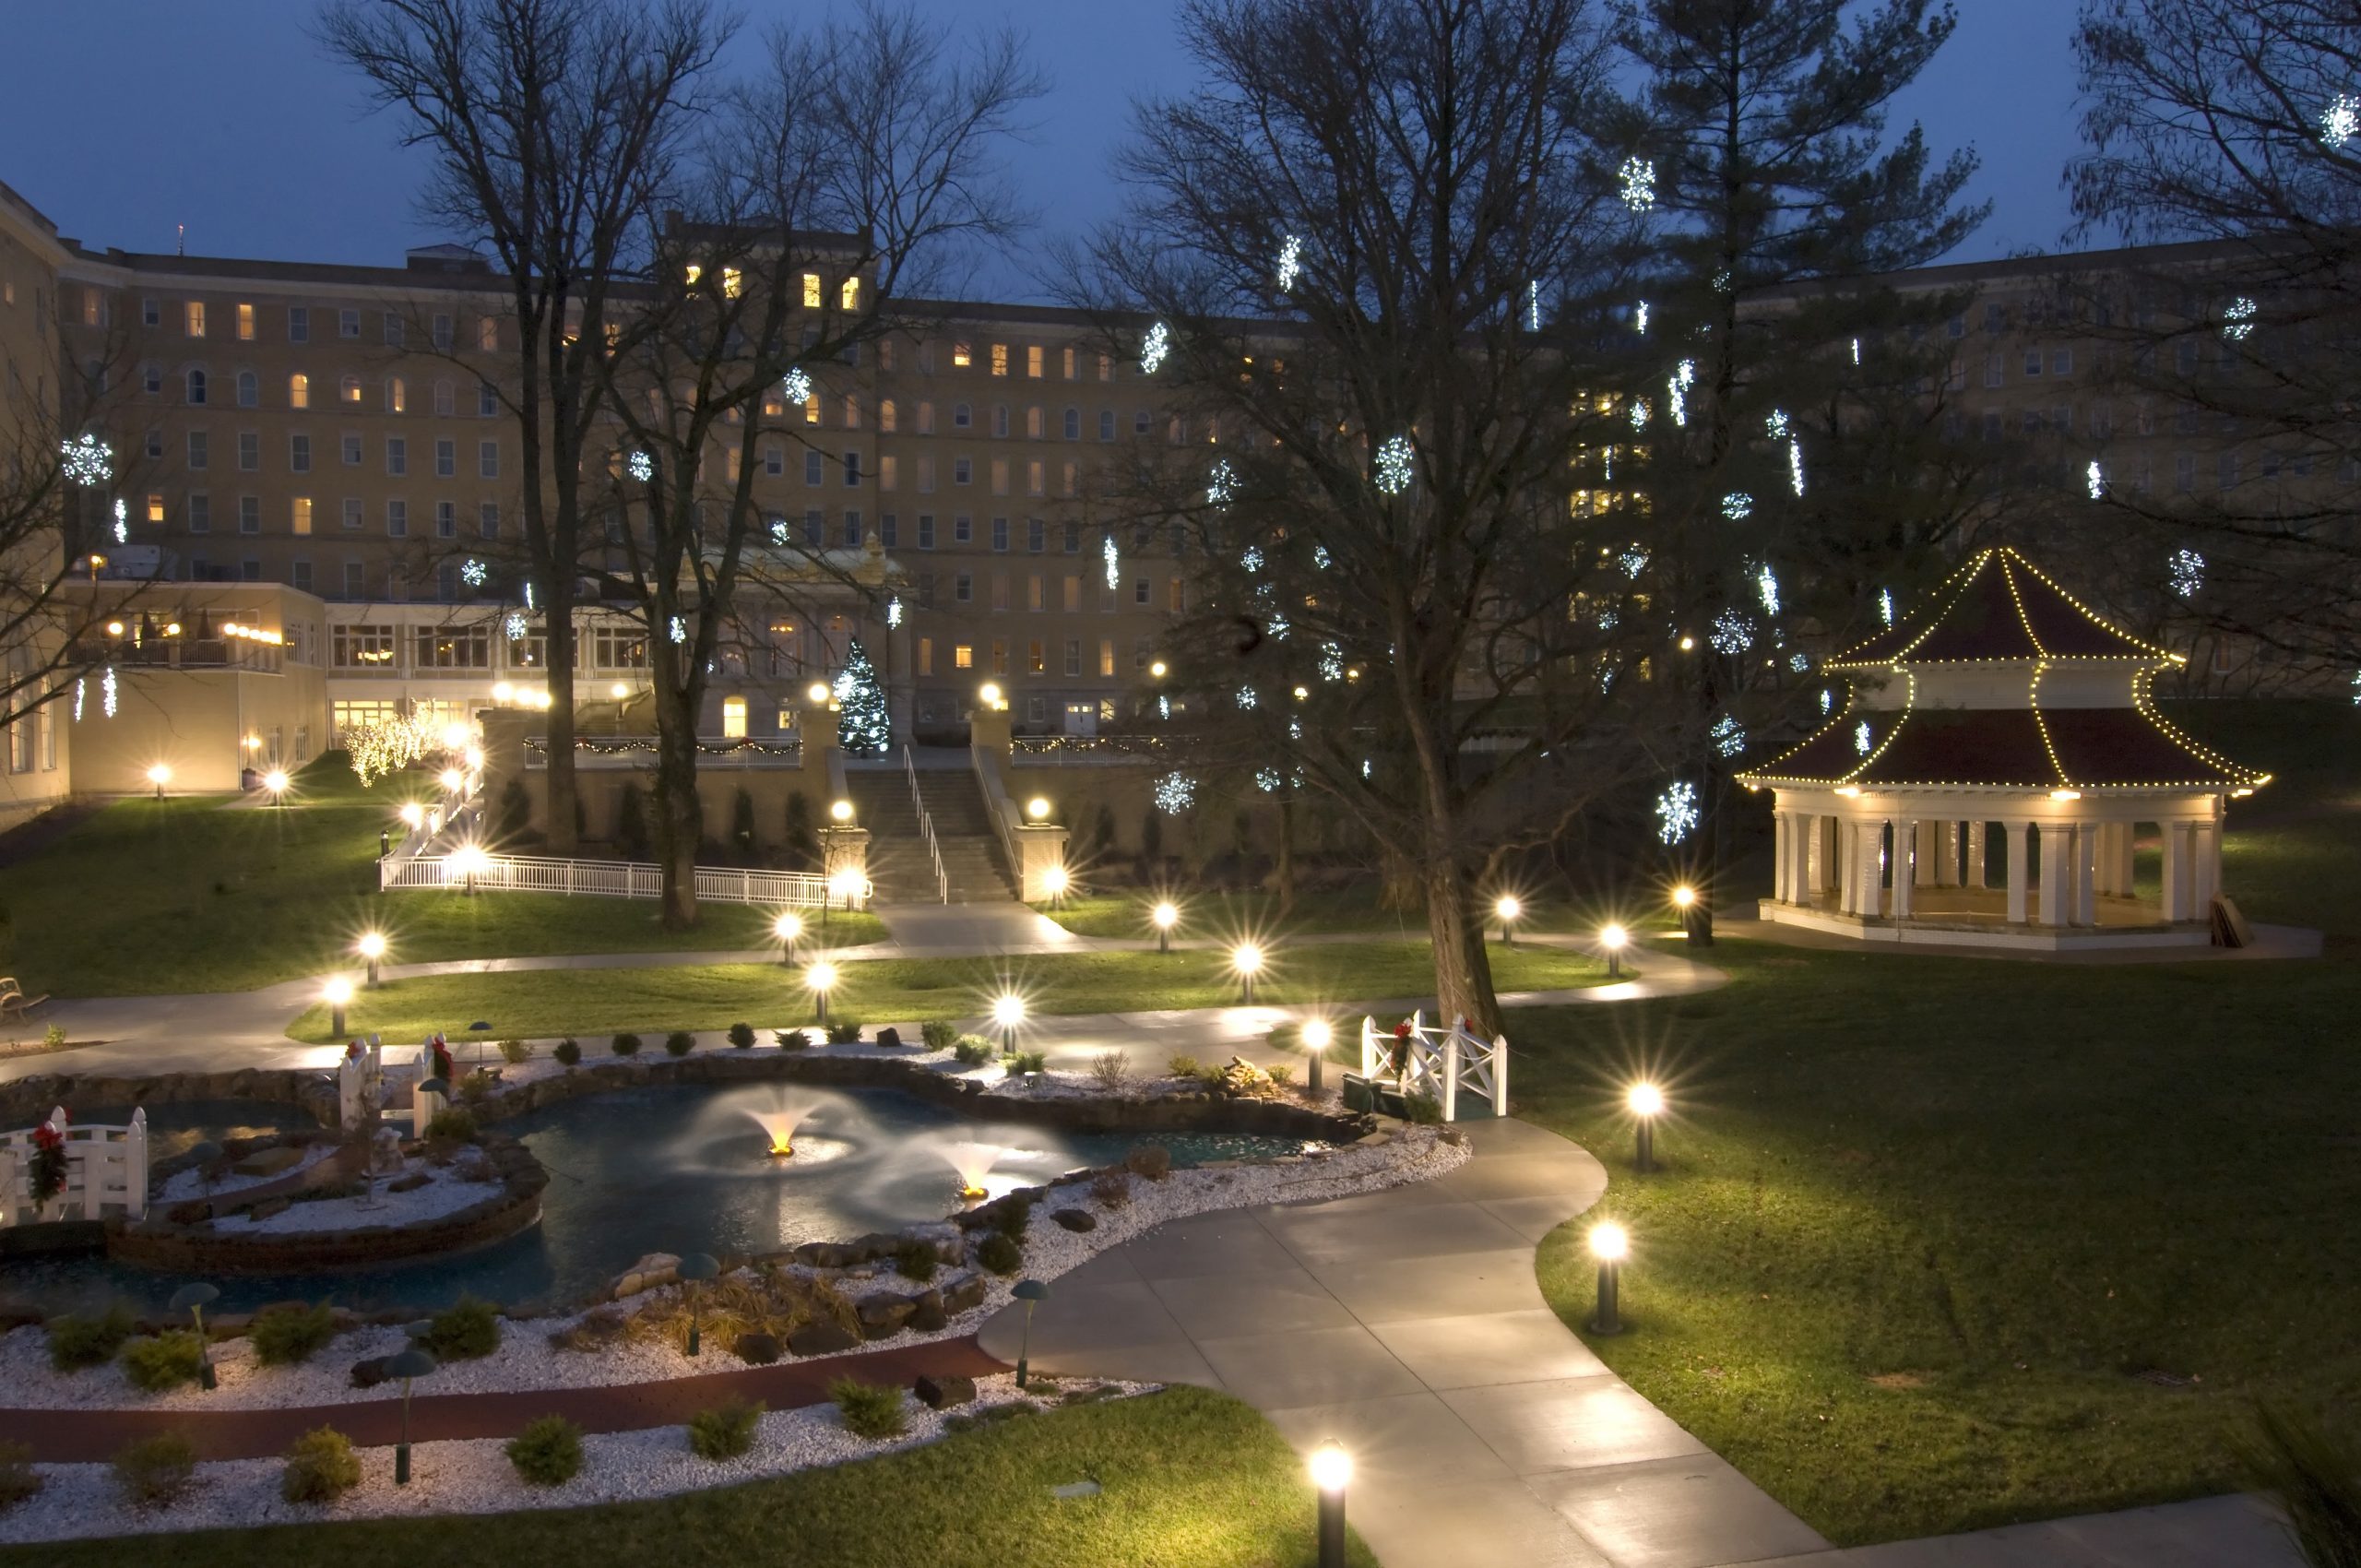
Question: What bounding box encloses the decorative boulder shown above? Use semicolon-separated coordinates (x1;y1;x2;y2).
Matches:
246;1195;291;1222
1050;1207;1097;1233
733;1332;783;1366
349;1356;390;1389
787;1319;860;1358
856;1294;917;1340
1218;1056;1280;1100
610;1252;682;1301
877;1027;902;1048
909;1289;948;1333
914;1372;976;1409
942;1273;989;1313
232;1145;305;1179
386;1171;431;1193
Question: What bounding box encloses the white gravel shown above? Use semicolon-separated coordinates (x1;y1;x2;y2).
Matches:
0;1126;1466;1414
156;1145;338;1204
238;1165;493;1235
0;1372;1159;1546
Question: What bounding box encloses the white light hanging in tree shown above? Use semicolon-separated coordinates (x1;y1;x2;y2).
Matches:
1157;695;1170;720
460;558;488;588
1276;235;1304;292
770;517;789;543
112;498;127;544
1102;534;1120;590
2352;670;2361;706
1267;613;1290;640
60;434;113;486
2324;92;2360;148
1619;545;1650;579
101;666;118;719
781;366;813;406
1712;268;1734;293
668;615;687;644
628;451;654;481
1629;398;1650;431
1787;438;1806;497
1618;156;1655;211
1819;687;1833;713
1756;564;1780;615
72;678;84;721
1655;779;1699;845
1722;492;1753;522
1850;338;1861;365
1854;719;1873;754
2086;460;2106;500
524;582;536;611
1153;771;1197;814
1319;643;1344;682
1236;686;1258;711
1312;545;1331;570
1710;609;1754;655
1139;322;1171;374
1374;434;1416;495
1208;460;1236;509
1765;410;1789;439
2169;547;2205;599
504;611;528;641
1710;715;1746;759
1527;280;1541;332
1789;652;1810;673
2222;298;2256;342
886;595;903;628
1632;300;1649;335
1667;360;1695;427
1880;588;1895;626
1240;545;1263;573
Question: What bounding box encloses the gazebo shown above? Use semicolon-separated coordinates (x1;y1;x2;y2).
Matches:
1738;547;2271;950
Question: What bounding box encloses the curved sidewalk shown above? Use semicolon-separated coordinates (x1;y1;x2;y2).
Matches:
978;1117;1827;1568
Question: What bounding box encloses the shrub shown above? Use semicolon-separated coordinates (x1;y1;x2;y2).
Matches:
1088;1051;1133;1093
48;1306;136;1372
893;1239;938;1282
424;1296;501;1360
990;1195;1033;1239
976;1231;1023;1276
1124;1144;1172;1182
0;1442;40;1513
425;1107;479;1142
1266;1062;1295;1087
825;1019;862;1045
505;1414;584;1486
279;1426;361;1503
920;1020;960;1051
687;1398;764;1462
952;1036;994;1066
611;1031;643;1057
614;783;650;861
548;1305;627;1353
1403;1090;1444;1125
120;1331;207;1393
1167;1053;1202;1079
457;1067;497;1104
113;1431;196;1508
252;1302;337;1367
553;1037;582;1067
664;1029;697;1058
728;1021;756;1050
1012;1050;1048;1075
828;1378;907;1441
774;1028;811;1051
42;1023;66;1051
1090;1171;1132;1209
497;1037;531;1065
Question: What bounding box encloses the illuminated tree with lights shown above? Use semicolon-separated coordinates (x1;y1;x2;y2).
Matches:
834;640;891;755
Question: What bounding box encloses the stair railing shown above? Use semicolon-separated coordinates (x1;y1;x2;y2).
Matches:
903;744;949;905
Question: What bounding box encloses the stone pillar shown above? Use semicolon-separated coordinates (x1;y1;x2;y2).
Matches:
1937;821;1960;886
819;825;872;905
1015;822;1072;903
1773;813;1792;903
2005;822;2031;924
2073;824;2098;927
1892;819;1917;920
1966;821;1987;888
2190;819;2219;910
2161;822;2190;921
2037;824;2070;925
1857;820;1883;918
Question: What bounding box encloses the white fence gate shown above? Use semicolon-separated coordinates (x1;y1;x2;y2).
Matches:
338;1040;445;1130
381;851;851;909
0;1107;148;1225
1359;1011;1510;1120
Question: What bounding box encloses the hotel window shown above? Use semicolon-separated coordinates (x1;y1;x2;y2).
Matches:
146;429;163;459
142;296;160;327
430;313;454;350
806;450;825;486
239;495;259;534
1026;460;1044;496
953;402;971;429
342;434;362;466
343;498;364;529
843;453;860;486
478;316;498;351
143;363;162;395
289;306;310;342
879;398;897;434
184;301;207;338
146;493;166;523
2050;348;2073;375
1028;574;1044;612
1026;345;1044;378
952;342;972;368
2023;347;2043;377
954;643;973;669
289;373;310;409
803;509;824;545
290;434;313;473
721;696;748;738
1062;408;1080;440
882;513;898;549
339;308;360;339
340;375;362;405
387;437;408;476
480;441;498;479
1134;409;1152;434
803;393;822;426
879;455;897;491
1062;521;1081;553
1064;639;1081;677
991;517;1009;552
954;457;972;485
436;438;457;478
237;370;258;408
383;312;404;346
1026;639;1046;673
844;395;860;430
991;458;1009;495
186;431;208;469
841;276;860;310
595;626;649;668
955;572;973;603
991;343;1009;376
1063;575;1080;612
918;637;933;676
917;400;935;434
992;573;1010;612
180;493;208;532
1027;518;1045;552
1061;461;1078;497
843;511;862;547
291;560;313;593
1168;579;1185;612
343;562;365;598
918;514;935;550
802;273;822;307
386;377;408;413
1099;639;1115;677
415;624;491;669
436;501;458;539
238;432;259;471
480;502;500;539
765;444;784;477
433;379;455;416
1133;577;1150;605
955;515;972;542
186;368;208;404
291;496;314;535
478;379;499;417
991;639;1008;674
1026;406;1044;439
917;456;935;493
1098;410;1115;441
386;499;409;537
993;404;1010;438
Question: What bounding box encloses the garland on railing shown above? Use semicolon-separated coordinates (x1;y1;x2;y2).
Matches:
1011;734;1164;757
521;737;803;758
29;1112;68;1205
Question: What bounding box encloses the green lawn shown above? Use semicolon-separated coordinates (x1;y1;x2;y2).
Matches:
1043;887;1629;941
0;756;881;996
287;940;1612;1042
1516;939;2361;1546
0;1385;1373;1568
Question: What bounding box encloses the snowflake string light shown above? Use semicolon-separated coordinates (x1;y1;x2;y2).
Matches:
1374;434;1416;495
101;666;118;719
1710;609;1755;655
1208;459;1237;509
1287;718;1303;742
1756;564;1780;615
1596;604;1619;631
1140;321;1171;375
1633;300;1649;335
2087;460;2106;500
460;558;488;588
1854;719;1873;754
1268;614;1290;640
1240;545;1263;573
1787;438;1807;497
1255;767;1281;793
1712;268;1734;294
1789;652;1810;673
1157;695;1171;720
1312;545;1331;570
1765;409;1790;439
1667;359;1695;426
72;677;84;722
1527;279;1541;332
503;611;528;641
2324;92;2360;148
627;451;654;482
668;615;687;644
2169;547;2205;599
1153;771;1197;814
771;517;790;543
1618;155;1656;210
886;595;903;629
1880;588;1895;627
1276;234;1304;292
1236;686;1258;710
1629;398;1651;431
2352;670;2361;706
1722;492;1753;523
1360;758;1372;779
2222;297;2256;342
60;434;112;486
524;582;536;610
112;498;127;544
1102;534;1120;590
1819;687;1833;713
1619;545;1650;579
1655;780;1699;845
1710;715;1746;759
1850;338;1861;365
1319;643;1344;683
781;366;813;406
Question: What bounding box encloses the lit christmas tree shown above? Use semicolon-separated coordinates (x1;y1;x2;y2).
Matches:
834;638;890;756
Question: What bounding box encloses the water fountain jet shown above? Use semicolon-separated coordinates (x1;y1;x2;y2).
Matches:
939;1140;1010;1199
746;1099;820;1158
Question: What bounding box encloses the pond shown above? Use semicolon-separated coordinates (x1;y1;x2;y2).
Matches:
0;1083;1314;1317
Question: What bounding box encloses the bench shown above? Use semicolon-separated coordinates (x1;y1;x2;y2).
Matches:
0;979;51;1021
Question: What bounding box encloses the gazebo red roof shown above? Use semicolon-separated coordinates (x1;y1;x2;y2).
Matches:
1828;548;2174;669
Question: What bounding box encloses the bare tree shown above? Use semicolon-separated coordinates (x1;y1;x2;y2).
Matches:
317;0;730;851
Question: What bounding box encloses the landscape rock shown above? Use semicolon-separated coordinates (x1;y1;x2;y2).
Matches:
732;1332;782;1366
348;1356;390;1389
786;1319;860;1358
386;1171;431;1194
909;1289;948;1333
1050;1207;1097;1233
245;1196;291;1223
231;1146;304;1179
913;1372;976;1409
610;1252;682;1301
856;1293;916;1339
942;1273;989;1313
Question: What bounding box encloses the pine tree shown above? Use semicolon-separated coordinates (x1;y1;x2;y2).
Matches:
834;639;891;756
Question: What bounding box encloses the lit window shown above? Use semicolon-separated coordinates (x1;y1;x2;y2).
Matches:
478;316;498;351
684;262;704;285
147;493;165;523
991;343;1009;376
236;303;255;341
802;273;822;307
954;644;974;669
952;342;972;368
879;398;896;434
1026;345;1043;378
386;377;407;413
722;267;742;298
291;496;313;535
841;276;860;309
721;695;747;737
184;301;206;338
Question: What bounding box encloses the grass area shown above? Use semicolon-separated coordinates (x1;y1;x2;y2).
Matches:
0;756;882;996
287;939;1612;1042
2169;697;2361;936
1043;887;1619;940
0;1385;1374;1568
1517;937;2361;1545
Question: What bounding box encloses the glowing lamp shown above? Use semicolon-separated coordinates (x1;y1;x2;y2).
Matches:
979;682;1003;708
610;682;629;700
441;722;471;751
1152;899;1179;952
1149;659;1169;679
146;763;172;796
1627;1082;1664;1118
463;746;484;769
1496;895;1521;921
1232;942;1264;1004
1301;1018;1333;1052
1672;885;1695;909
1309;1441;1352;1492
398;803;425;828
1041;865;1069;897
439;767;463;791
992;992;1026;1051
1679;635;1695;651
263;768;291;794
773;911;803;943
2049;789;2082;802
323;975;353;1035
1026;797;1051;820
492;682;513;703
105;620;125;636
808;681;832;705
806;959;838;1027
358;932;386;959
1628;1081;1664;1170
1587;1218;1630;1336
1310;1439;1352;1566
830;799;854;823
1600;922;1627;979
1589;1221;1629;1262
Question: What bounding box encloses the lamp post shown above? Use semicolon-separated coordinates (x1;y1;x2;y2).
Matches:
358;932;386;990
263;767;290;806
1587;1222;1628;1336
1232;943;1264;1006
1495;894;1521;946
1040;864;1069;909
993;992;1025;1055
323;977;353;1038
386;1347;437;1484
1301;1018;1332;1098
774;911;803;966
168;1282;219;1391
1601;922;1627;980
807;961;837;1028
676;1253;719;1356
1309;1440;1351;1568
1012;1277;1050;1387
1673;883;1710;945
1627;1082;1663;1173
1152;899;1179;955
147;763;172;801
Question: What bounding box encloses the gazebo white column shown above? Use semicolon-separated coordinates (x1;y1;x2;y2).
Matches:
2005;822;2030;923
1913;821;1938;887
2072;824;2098;927
1855;820;1883;918
1772;813;1791;903
2160;822;2191;921
1793;813;1816;906
1937;821;1960;886
2036;823;2070;924
1966;821;1987;888
2113;823;2136;898
1892;818;1917;919
2191;814;2221;910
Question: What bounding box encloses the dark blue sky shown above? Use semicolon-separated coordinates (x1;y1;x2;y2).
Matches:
0;0;2086;296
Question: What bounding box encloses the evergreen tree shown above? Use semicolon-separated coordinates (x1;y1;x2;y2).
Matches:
834;639;891;756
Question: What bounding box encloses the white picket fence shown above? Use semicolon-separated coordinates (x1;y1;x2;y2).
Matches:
337;1039;446;1131
1359;1011;1509;1120
381;851;853;909
0;1107;148;1226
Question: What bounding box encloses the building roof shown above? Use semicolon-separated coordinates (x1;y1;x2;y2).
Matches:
1828;547;2177;669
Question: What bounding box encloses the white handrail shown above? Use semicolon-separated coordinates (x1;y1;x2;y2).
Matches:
382;851;843;907
971;744;1021;885
904;744;949;905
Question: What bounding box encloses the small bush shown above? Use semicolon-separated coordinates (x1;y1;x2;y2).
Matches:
553;1037;582;1067
1403;1090;1444;1125
1090;1170;1132;1209
687;1398;764;1462
1266;1062;1295;1087
824;1019;862;1045
120;1331;207;1393
1012;1050;1048;1075
611;1031;643;1057
976;1231;1023;1276
894;1239;938;1282
497;1037;531;1065
113;1431;196;1508
664;1029;697;1058
1124;1144;1172;1182
920;1020;959;1051
727;1021;756;1050
0;1442;40;1513
48;1306;136;1372
952;1036;994;1066
548;1305;627;1354
828;1378;908;1441
990;1195;1032;1239
425;1106;479;1142
42;1023;67;1051
457;1067;497;1104
279;1426;360;1503
252;1302;336;1367
424;1296;501;1360
505;1414;584;1486
774;1028;811;1051
1088;1051;1133;1093
1167;1053;1201;1079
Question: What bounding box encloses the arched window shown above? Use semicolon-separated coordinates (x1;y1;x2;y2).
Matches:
953;402;972;429
289;373;310;409
1026;406;1044;439
185;367;208;405
236;370;258;408
433;378;455;416
1062;408;1080;441
992;403;1010;438
878;398;897;434
385;376;407;413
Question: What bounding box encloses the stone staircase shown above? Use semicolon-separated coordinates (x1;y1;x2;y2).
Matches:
842;768;1015;904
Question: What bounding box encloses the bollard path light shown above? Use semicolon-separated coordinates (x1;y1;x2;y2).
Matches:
1587;1222;1629;1336
1627;1081;1664;1173
1309;1440;1352;1568
1232;943;1264;1005
1495;894;1522;945
773;910;803;965
1152;899;1180;955
1301;1017;1333;1097
323;977;353;1038
358;932;386;989
168;1282;220;1391
1012;1278;1050;1387
1600;922;1628;980
387;1347;437;1484
807;961;838;1028
992;992;1026;1055
676;1253;720;1356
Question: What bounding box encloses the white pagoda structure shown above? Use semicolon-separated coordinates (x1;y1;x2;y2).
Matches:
1740;548;2270;949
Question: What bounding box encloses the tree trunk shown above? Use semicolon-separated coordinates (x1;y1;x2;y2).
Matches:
652;682;703;930
542;600;580;853
1423;851;1502;1040
1275;789;1298;911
